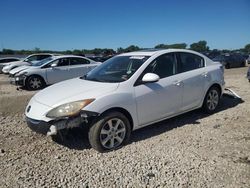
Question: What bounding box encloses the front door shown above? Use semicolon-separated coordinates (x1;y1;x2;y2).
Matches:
46;58;70;84
134;53;183;126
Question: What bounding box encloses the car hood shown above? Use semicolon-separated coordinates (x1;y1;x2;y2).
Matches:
9;65;32;75
8;61;30;66
3;61;30;69
34;78;119;107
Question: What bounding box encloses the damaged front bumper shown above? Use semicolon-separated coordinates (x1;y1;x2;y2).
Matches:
26;111;99;136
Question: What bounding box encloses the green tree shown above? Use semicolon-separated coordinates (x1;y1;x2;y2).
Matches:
155;44;167;49
155;43;187;49
72;49;83;55
190;40;209;52
244;44;250;53
117;47;124;53
124;45;140;52
34;47;40;53
2;48;15;55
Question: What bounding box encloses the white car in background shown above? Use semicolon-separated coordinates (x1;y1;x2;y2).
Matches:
13;55;100;90
2;53;54;74
0;57;20;73
25;49;225;152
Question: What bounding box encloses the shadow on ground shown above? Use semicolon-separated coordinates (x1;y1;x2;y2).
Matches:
53;94;244;150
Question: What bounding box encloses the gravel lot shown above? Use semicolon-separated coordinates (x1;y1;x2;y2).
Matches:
0;67;250;187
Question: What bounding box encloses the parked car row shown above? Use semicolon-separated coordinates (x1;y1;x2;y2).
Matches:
0;54;101;90
212;54;246;69
1;54;55;73
2;49;249;152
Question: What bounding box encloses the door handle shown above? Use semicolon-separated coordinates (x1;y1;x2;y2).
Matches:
173;80;182;86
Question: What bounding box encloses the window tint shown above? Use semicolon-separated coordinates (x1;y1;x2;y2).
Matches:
85;56;149;83
37;55;51;60
142;53;176;79
178;53;204;72
57;58;70;66
0;58;18;63
26;55;38;62
70;57;90;65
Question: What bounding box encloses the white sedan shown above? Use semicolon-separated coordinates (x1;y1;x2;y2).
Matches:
2;53;54;73
13;55;100;90
25;49;225;152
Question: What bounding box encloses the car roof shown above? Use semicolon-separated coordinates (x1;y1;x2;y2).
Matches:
0;57;20;60
51;55;88;59
118;49;206;57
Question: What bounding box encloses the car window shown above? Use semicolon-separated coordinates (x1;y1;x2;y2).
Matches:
70;57;90;65
0;58;18;63
142;53;177;79
178;52;204;73
26;55;38;62
56;58;70;66
37;55;51;60
84;56;149;83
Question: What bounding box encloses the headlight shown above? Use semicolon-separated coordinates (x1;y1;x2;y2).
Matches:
46;99;95;118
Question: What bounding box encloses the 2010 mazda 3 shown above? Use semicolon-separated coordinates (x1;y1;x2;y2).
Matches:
25;49;225;152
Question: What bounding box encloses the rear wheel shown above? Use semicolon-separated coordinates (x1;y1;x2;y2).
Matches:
225;63;230;69
88;111;131;152
241;61;245;67
26;75;45;90
203;86;221;114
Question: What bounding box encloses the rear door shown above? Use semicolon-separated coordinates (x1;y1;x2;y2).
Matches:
46;58;71;84
177;52;207;111
68;57;92;78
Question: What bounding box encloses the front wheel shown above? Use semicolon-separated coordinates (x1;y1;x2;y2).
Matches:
203;86;221;114
26;75;45;90
88;111;131;152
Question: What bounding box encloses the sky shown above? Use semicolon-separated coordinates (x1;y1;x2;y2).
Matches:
0;0;249;51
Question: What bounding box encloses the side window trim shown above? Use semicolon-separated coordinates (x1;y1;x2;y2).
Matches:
177;52;205;73
134;52;178;87
70;57;90;66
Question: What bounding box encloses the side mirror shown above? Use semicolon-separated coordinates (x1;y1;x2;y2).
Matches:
51;63;57;68
142;73;160;83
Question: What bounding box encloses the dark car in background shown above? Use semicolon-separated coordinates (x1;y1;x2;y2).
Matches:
0;57;20;64
247;66;250;82
246;55;250;64
213;54;246;69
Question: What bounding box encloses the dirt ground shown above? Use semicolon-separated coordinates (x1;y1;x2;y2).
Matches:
0;67;249;187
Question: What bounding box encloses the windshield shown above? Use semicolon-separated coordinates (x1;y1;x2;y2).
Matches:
84;55;149;83
32;57;54;67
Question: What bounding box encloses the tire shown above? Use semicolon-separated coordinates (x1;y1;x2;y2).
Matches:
26;75;45;90
203;86;221;114
225;63;230;69
88;111;131;152
241;61;245;67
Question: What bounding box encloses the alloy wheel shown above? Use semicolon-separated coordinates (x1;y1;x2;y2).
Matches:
100;118;126;149
206;89;219;111
29;77;42;89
